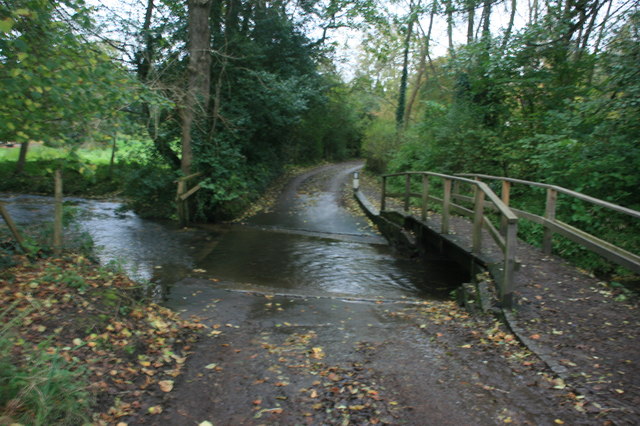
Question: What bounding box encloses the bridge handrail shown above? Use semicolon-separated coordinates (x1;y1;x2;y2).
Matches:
381;171;518;306
458;173;640;275
458;173;640;220
383;172;518;222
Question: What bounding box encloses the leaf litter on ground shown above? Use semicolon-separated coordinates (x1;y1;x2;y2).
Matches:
0;254;204;423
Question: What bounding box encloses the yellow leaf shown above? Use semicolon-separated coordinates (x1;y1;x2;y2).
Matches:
148;405;163;414
159;380;174;392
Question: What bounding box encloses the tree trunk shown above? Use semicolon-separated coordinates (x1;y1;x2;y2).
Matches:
501;0;517;51
137;0;155;82
14;141;29;175
109;135;117;178
404;0;437;126
182;0;212;176
136;0;182;169
446;0;454;53
396;17;414;130
481;0;492;45
467;0;476;44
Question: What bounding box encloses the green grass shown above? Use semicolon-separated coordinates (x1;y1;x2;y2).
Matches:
0;137;163;196
0;305;92;425
0;138;156;165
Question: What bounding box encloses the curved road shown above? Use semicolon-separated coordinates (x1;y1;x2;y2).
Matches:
153;162;573;425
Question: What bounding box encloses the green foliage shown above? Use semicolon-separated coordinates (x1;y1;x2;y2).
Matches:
121;164;177;219
0;0;144;147
362;119;398;173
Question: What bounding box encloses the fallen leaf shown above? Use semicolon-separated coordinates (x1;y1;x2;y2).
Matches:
204;363;218;370
148;405;163;414
159;380;174;392
311;347;325;359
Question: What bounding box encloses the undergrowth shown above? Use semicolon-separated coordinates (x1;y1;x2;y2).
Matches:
0;304;92;425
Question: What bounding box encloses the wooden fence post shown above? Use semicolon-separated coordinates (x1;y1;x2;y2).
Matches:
176;180;187;227
54;169;63;256
472;186;485;253
503;219;518;308
500;180;511;235
404;174;411;212
543;188;557;255
0;202;27;253
421;175;429;221
442;178;451;234
380;176;387;211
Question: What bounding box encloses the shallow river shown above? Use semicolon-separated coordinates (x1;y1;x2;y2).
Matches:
0;163;463;300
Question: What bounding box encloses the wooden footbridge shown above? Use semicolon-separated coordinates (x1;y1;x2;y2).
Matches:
355;171;640;308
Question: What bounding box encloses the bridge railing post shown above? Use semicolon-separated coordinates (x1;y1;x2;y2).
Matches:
404;174;411;212
54;169;63;256
500;180;511;236
421;175;429;221
543;188;557;254
502;218;518;308
472;186;485;254
441;178;451;234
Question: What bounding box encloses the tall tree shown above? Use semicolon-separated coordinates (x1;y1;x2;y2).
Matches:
396;8;416;129
181;0;212;176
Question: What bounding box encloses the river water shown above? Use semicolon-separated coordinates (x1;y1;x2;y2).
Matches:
0;163;464;300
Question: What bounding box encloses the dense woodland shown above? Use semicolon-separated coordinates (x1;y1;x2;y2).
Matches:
0;0;638;270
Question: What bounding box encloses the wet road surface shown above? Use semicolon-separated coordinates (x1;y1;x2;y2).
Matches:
156;162;571;425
